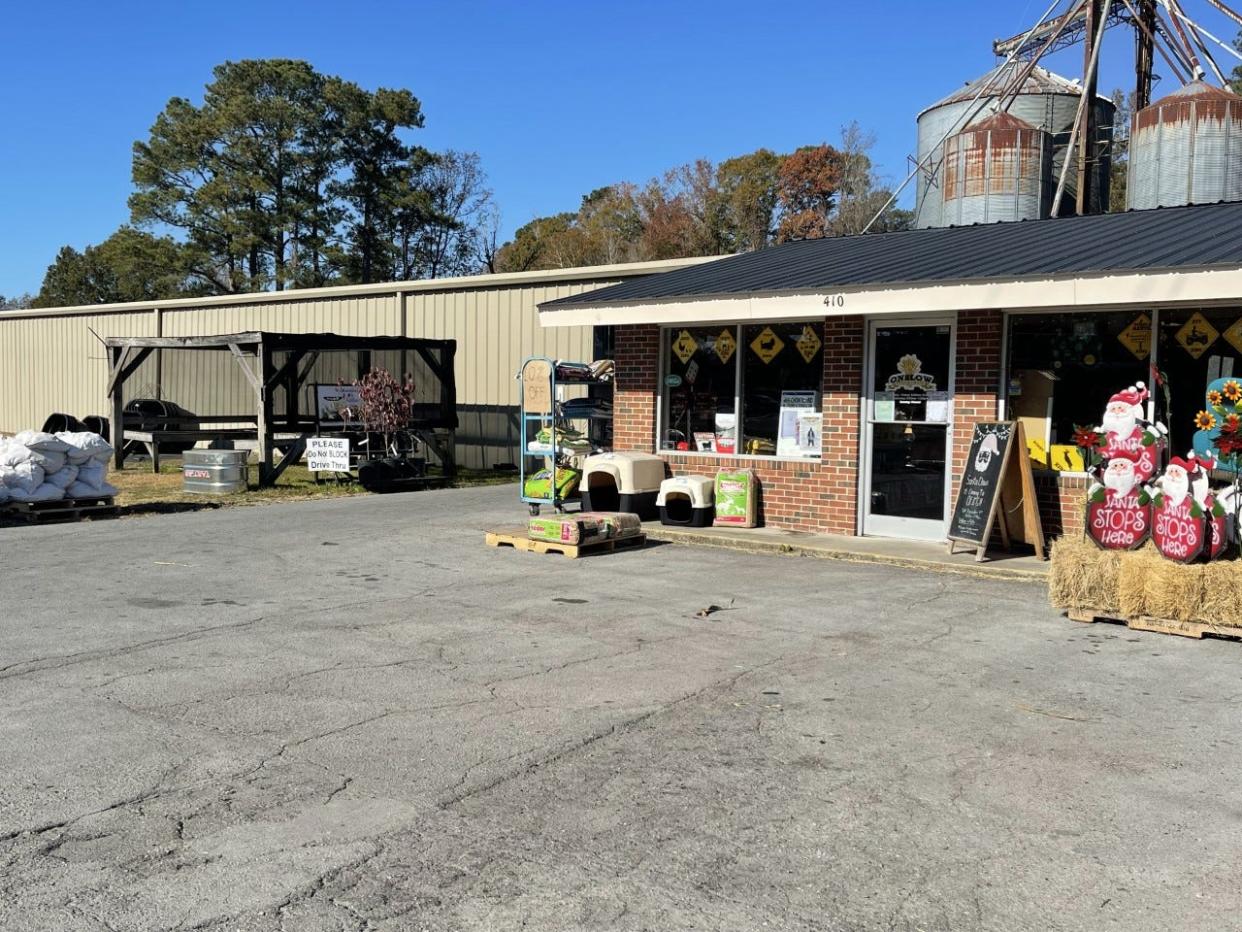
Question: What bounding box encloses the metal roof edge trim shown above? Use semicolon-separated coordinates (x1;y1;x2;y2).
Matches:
537;262;1242;312
0;255;720;321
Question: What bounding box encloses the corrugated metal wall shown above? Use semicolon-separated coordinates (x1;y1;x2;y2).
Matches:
0;263;701;470
0;311;157;429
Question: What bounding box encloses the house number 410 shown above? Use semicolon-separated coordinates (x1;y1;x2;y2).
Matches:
822;295;846;308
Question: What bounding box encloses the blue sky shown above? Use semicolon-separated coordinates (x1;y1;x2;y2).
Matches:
0;0;1231;296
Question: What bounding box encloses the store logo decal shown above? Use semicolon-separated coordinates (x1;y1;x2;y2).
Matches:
885;354;937;392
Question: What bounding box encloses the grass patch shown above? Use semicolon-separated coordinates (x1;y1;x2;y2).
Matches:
111;459;515;514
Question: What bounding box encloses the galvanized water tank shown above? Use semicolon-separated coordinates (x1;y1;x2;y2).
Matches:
915;63;1114;227
182;448;249;495
1128;80;1242;209
941;112;1051;225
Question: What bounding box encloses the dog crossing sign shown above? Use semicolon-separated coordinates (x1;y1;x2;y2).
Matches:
750;326;784;364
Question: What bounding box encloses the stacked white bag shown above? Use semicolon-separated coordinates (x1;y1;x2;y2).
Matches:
0;430;115;504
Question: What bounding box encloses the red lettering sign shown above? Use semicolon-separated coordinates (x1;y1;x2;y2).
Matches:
1101;427;1160;483
1086;491;1151;550
1152;496;1207;564
1207;497;1228;561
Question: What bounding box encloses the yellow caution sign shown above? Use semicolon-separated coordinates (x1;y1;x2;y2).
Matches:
749;326;785;365
714;328;737;365
672;329;697;365
1224;317;1242;356
795;325;822;363
1175;312;1218;359
1117;312;1152;360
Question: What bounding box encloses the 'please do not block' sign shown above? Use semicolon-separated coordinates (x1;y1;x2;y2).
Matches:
306;437;350;472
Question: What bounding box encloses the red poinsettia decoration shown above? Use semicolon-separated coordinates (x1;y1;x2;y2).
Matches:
1073;425;1101;449
1217;418;1242;458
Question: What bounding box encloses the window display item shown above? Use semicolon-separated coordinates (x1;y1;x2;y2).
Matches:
522;466;581;501
580;452;665;519
657;475;714;527
528;511;642;546
713;468;758;528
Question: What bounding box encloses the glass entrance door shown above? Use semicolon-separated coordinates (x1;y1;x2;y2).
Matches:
863;318;955;540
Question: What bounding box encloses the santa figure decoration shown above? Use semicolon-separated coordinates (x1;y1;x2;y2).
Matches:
1149;454;1221;563
1085;449;1152;550
1095;382;1165;483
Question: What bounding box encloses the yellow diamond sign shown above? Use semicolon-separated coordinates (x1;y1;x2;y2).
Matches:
1117;312;1152;360
1176;312;1218;359
795;325;822;364
750;326;784;365
714;328;736;365
671;329;697;365
1224;317;1242;356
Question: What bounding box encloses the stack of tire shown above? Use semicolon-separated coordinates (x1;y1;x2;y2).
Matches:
0;431;116;505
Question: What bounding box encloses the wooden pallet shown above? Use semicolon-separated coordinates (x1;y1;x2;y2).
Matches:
485;528;646;559
1;496;118;524
1067;608;1242;641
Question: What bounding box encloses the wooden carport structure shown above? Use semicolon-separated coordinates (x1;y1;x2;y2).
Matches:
105;331;457;487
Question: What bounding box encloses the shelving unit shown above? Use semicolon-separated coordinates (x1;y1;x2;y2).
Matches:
518;356;613;515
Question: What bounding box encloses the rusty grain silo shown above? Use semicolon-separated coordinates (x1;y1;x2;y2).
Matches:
941;112;1052;226
1128;80;1242;210
915;62;1114;227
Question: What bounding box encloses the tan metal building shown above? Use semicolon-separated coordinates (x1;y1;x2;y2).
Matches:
0;258;712;470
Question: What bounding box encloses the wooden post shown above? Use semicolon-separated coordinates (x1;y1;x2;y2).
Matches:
440;343;457;479
110;345;126;471
257;339;275;486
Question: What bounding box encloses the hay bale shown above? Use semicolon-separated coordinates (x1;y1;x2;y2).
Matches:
1141;555;1208;623
1195;559;1242;628
1114;545;1160;619
1048;534;1122;615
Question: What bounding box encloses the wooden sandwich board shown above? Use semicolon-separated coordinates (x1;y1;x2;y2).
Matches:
947;421;1046;562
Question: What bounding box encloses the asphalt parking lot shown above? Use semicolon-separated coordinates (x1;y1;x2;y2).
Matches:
2;483;1241;931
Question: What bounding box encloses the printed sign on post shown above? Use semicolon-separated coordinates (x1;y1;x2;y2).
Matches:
306;437;350;472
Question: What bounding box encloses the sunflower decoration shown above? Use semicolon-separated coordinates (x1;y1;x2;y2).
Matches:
1224;380;1242;404
1195;410;1218;431
1207;389;1224;409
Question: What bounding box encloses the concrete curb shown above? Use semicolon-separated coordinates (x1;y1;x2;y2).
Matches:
645;528;1049;584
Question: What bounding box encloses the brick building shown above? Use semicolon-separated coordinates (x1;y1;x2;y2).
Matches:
540;202;1242;545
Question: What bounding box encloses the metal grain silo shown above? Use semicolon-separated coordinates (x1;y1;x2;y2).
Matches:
1128;81;1242;210
941;112;1051;225
915;62;1114;227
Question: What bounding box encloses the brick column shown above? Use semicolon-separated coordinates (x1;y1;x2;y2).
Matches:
818;316;864;534
950;309;1002;504
613;324;659;451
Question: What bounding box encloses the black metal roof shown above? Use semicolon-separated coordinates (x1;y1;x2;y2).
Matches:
541;201;1242;309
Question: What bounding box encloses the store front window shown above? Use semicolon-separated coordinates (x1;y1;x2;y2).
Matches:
661;322;824;457
1006;311;1151;471
1157;308;1242;454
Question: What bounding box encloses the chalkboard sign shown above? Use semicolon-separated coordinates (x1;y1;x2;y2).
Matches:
948;421;1046;562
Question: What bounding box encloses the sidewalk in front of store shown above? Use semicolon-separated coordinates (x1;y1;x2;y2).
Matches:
643;521;1050;581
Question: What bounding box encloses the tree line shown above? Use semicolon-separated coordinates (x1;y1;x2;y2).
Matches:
30;59;495;308
18;59;907;309
493;123;911;273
